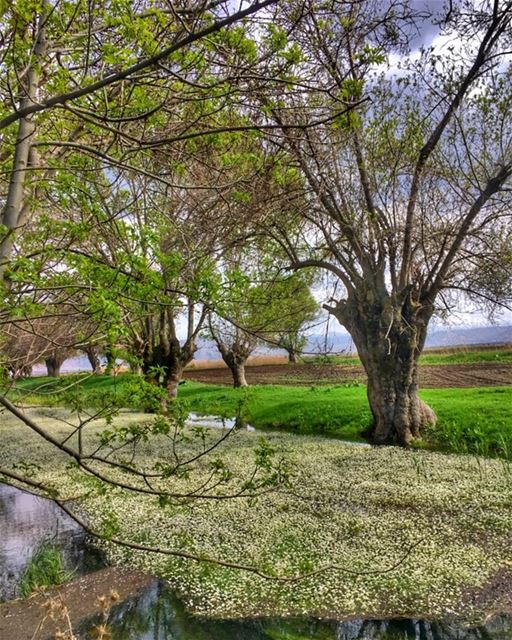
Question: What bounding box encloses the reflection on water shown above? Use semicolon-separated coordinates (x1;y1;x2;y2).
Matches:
0;484;104;600
79;579;512;640
185;414;371;448
186;413;256;431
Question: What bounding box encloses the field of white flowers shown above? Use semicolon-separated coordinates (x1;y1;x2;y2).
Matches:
1;407;511;621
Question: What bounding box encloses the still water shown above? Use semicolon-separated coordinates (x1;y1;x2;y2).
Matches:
0;483;103;600
1;483;511;639
78;579;512;640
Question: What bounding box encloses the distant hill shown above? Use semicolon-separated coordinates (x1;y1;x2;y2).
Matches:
31;325;512;374
193;325;512;360
424;325;512;349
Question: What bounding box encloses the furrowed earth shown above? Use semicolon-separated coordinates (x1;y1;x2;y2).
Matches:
184;361;512;388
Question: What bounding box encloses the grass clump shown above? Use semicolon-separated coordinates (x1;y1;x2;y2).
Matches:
420;387;512;459
19;543;72;597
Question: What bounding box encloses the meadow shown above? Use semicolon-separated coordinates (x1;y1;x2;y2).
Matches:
10;364;512;459
2;347;512;623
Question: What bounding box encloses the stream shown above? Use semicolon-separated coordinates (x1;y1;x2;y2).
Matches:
78;578;512;640
1;484;511;639
186;412;256;431
0;483;104;601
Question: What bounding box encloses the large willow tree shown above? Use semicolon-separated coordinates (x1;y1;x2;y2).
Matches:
255;0;512;445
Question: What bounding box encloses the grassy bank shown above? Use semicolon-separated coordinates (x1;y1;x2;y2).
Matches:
19;544;72;598
10;374;512;459
305;346;512;366
1;407;511;621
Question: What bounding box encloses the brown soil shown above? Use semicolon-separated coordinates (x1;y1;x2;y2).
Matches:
461;568;512;620
0;567;152;640
184;362;512;388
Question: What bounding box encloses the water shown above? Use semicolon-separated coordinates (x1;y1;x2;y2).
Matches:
0;483;104;600
185;414;371;448
77;579;512;640
2;484;511;639
186;412;256;431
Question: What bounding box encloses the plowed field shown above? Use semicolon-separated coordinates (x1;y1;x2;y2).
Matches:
184;361;512;388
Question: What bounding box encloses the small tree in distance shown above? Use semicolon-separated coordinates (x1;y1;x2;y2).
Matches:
208;313;257;388
208;263;317;386
265;275;318;363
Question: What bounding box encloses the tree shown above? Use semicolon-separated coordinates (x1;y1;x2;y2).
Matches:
0;309;99;377
44;349;68;377
83;344;102;375
265;275;318;363
250;0;512;446
0;1;296;574
208;313;257;387
58;169;217;403
207;241;318;386
0;0;278;281
207;268;267;388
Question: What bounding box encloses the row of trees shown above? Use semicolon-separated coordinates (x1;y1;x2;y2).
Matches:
1;0;511;446
3;271;318;385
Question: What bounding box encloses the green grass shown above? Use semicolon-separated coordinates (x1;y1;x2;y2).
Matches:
304;347;512;366
181;382;372;441
421;387;512;458
8;374;512;459
419;349;512;365
19;543;72;597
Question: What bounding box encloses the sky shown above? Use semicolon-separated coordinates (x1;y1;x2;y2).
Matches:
318;0;512;332
180;0;512;339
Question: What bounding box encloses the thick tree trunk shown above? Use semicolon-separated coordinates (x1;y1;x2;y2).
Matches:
218;350;249;388
364;355;436;446
332;290;436;446
84;346;101;374
138;311;198;410
229;360;248;388
287;348;297;364
142;350;189;411
45;354;65;378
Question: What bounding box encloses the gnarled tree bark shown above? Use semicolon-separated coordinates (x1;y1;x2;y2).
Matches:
332;285;436;447
222;351;249;388
139;307;201;410
45;352;67;378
